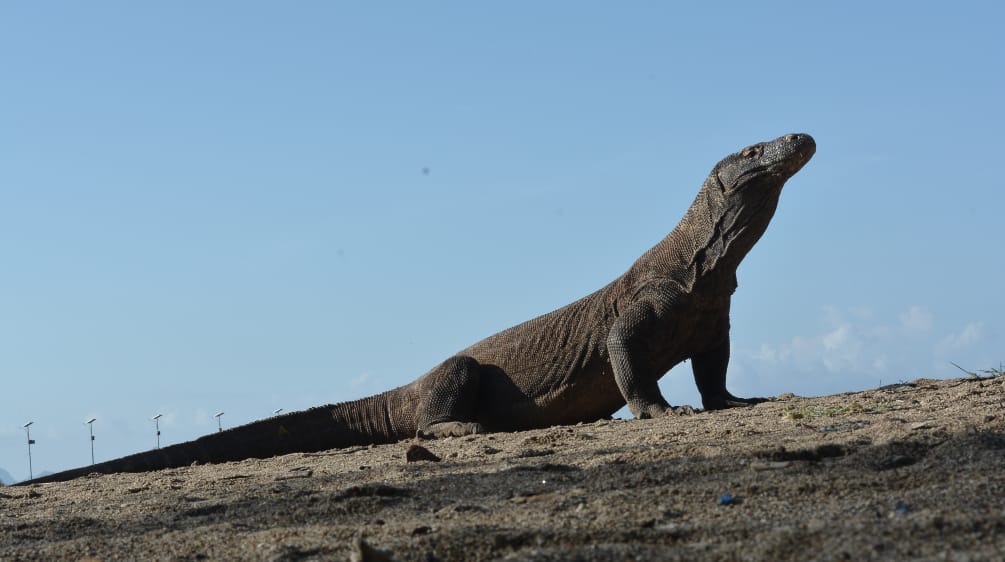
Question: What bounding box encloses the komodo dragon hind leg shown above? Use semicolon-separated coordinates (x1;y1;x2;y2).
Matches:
415;355;485;439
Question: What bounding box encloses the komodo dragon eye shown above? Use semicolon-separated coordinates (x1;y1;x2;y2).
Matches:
740;145;762;159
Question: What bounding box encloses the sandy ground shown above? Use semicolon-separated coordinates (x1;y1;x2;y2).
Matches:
2;375;1004;561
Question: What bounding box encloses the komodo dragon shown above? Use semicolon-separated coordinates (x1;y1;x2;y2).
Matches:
17;133;815;485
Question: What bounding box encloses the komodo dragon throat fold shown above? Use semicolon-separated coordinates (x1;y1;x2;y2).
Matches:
17;133;815;485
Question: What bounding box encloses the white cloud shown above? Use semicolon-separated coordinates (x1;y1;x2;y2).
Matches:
900;305;933;332
745;305;947;379
934;322;985;357
753;342;783;363
822;324;850;351
734;305;998;399
351;372;371;387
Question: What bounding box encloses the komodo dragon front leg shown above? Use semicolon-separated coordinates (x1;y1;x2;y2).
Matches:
606;285;679;419
607;284;765;417
691;336;768;410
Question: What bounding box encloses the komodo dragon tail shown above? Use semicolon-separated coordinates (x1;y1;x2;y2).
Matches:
15;390;409;486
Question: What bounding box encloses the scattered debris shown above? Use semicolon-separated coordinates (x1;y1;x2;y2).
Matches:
350;537;398;562
759;444;848;462
274;468;313;481
335;484;409;500
218;474;252;481
894;501;911;516
406;444;441;463
878;382;916;391
877;455;917;471
512;491;561;504
516;448;554;458
750;460;792;471
410;525;433;536
819;420;870;433
718;493;736;506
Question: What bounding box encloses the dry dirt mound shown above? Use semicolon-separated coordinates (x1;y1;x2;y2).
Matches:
2;376;1004;561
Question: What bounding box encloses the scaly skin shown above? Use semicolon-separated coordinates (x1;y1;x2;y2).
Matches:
16;133;815;486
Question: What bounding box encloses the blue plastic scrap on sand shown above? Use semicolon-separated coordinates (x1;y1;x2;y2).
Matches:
718;493;735;506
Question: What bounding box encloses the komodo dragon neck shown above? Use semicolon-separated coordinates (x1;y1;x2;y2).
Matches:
630;136;812;293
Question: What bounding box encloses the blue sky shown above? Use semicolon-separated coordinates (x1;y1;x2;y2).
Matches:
1;2;1002;483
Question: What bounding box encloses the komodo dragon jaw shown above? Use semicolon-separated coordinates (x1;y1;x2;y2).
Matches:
14;134;815;486
716;133;816;191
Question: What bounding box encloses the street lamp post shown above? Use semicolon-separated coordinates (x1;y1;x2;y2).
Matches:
86;418;96;465
152;414;163;449
22;422;34;480
214;412;224;433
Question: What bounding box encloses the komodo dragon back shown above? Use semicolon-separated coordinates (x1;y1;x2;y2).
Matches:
14;133;814;486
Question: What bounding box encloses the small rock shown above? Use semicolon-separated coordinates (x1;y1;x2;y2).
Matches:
406;444;441;463
410;525;433;536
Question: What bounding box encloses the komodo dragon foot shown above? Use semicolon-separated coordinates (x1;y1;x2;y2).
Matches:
702;393;770;411
416;421;484;439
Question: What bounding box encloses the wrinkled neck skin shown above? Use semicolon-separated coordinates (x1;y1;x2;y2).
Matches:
634;170;783;292
694;172;782;275
629;132;815;291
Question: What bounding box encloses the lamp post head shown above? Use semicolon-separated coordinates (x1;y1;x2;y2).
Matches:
152;414;163;421
22;421;33;429
86;418;97;425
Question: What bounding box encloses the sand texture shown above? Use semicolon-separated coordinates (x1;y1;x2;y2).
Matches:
2;375;1004;561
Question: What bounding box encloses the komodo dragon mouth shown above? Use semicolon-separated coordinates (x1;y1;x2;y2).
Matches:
719;133;816;191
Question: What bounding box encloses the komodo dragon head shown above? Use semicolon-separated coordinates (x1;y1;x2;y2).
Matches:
689;133;816;273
